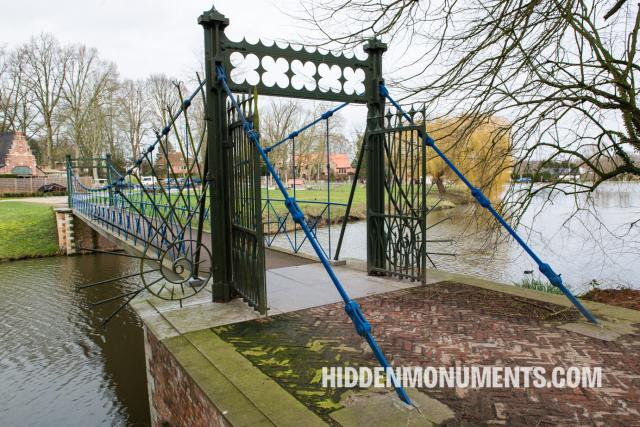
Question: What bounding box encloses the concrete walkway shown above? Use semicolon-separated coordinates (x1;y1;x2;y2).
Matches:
134;258;422;338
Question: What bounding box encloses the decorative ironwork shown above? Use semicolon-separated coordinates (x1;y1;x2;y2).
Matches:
227;93;267;313
222;38;369;103
367;109;428;282
380;84;598;323
70;78;211;323
262;102;350;260
217;63;412;404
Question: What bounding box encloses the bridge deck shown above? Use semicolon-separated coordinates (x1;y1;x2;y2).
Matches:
130;262;640;426
131;257;421;337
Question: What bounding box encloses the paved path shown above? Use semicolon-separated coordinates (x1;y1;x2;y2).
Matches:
0;196;67;206
214;280;640;425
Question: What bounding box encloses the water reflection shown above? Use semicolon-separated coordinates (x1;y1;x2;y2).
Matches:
0;255;149;427
273;182;640;291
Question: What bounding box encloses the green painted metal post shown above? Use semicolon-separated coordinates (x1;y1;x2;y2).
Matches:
364;39;387;275
199;7;234;302
105;154;114;206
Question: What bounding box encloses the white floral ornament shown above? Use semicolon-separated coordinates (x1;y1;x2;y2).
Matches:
317;63;342;93
290;60;317;91
261;56;289;89
229;52;260;86
343;67;365;95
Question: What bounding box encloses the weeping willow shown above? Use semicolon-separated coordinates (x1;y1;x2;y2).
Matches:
425;115;513;203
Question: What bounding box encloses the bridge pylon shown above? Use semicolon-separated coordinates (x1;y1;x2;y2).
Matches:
199;7;234;303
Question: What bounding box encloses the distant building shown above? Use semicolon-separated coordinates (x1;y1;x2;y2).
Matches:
298;152;355;181
286;178;306;189
558;168;581;181
328;153;354;178
0;131;44;176
156;151;189;176
541;167;581;181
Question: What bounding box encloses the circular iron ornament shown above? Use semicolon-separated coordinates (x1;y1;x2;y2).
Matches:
385;219;423;270
141;239;211;301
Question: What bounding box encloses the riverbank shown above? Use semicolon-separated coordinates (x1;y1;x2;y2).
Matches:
0;201;60;260
582;288;640;311
263;183;456;231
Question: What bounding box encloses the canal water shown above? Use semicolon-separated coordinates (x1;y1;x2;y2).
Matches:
273;182;640;292
1;181;638;426
0;255;148;426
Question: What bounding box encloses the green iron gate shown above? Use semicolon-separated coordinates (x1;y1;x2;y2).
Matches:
368;110;428;283
227;93;267;313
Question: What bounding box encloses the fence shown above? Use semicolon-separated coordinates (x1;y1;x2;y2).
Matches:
0;175;92;195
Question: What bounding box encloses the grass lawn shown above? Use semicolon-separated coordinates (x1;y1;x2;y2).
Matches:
262;182;454;221
263;182;368;219
0;201;59;260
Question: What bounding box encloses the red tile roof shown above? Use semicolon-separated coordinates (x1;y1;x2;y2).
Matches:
329;153;352;169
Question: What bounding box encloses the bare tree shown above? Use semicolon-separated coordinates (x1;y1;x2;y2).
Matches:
301;0;640;226
297;102;349;182
261;99;304;181
0;47;14;132
61;44;118;176
19;33;69;168
0;47;39;137
117;79;149;163
102;77;125;168
147;74;179;148
147;74;179;124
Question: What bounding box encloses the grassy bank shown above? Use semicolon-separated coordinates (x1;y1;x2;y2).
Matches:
263;183;455;231
582;288;640;311
114;182;456;232
0;201;59;260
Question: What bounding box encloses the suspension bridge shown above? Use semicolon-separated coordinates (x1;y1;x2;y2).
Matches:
68;5;599;413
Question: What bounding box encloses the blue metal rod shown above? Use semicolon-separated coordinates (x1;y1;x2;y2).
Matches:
217;65;411;405
379;84;597;324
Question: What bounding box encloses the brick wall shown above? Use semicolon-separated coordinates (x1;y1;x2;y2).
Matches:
73;216;119;252
144;327;230;427
54;210;120;254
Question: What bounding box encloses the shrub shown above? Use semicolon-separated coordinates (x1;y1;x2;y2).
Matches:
514;275;564;295
0;191;67;198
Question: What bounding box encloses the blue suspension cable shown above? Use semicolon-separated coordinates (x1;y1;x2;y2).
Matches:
379;83;597;324
264;102;349;153
216;65;412;405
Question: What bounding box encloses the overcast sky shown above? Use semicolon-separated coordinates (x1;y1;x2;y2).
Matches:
0;0;307;79
0;0;371;132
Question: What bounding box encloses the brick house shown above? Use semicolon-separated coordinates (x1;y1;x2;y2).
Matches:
0;131;43;176
328;153;354;178
156;151;189;176
298;152;355;181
